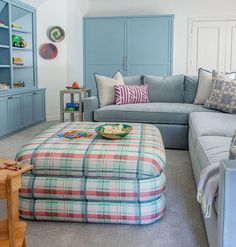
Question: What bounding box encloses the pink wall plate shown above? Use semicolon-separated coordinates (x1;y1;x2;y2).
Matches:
40;43;58;59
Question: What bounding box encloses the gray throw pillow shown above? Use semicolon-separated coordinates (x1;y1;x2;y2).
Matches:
229;130;236;160
143;75;184;103
123;76;143;85
204;71;236;114
95;71;124;108
184;76;198;103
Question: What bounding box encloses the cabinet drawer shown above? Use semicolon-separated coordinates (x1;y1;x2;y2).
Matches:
33;91;45;123
8;96;23;132
23;93;34;127
0;98;9;137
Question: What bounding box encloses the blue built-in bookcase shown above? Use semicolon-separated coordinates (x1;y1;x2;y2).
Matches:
0;0;45;138
84;15;174;95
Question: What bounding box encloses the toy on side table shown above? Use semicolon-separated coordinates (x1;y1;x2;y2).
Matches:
65;102;79;112
66;81;82;90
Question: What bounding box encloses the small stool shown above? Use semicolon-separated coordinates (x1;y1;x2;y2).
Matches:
0;158;32;247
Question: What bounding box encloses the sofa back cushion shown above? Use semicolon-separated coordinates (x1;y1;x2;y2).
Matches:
184;76;198;103
204;71;236;114
143;75;184;103
123;76;143;85
95;71;124;108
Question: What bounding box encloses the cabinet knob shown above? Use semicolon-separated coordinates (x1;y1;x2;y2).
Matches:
8;97;13;100
33;92;37;95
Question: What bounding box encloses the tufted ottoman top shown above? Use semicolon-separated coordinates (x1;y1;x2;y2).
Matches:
16;122;166;179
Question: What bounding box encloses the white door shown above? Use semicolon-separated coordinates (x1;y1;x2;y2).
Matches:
188;21;226;75
225;21;236;72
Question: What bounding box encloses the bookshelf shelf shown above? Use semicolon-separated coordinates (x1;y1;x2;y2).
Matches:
12;28;32;34
0;44;9;48
0;65;10;68
12;47;32;51
0;25;9;29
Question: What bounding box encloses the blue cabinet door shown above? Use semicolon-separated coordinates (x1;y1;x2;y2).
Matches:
8;95;23;132
23;93;34;127
34;91;45;123
0;97;9;137
127;17;173;76
84;18;126;95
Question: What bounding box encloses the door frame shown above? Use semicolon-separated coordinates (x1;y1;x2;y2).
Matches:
187;16;236;75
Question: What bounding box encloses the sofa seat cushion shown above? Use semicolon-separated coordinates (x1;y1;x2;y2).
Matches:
195;136;231;171
94;103;213;125
190;112;236;139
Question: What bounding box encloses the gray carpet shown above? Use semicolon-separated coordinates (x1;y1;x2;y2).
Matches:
0;122;208;247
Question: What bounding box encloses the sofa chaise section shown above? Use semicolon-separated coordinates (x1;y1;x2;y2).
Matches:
189;112;236;247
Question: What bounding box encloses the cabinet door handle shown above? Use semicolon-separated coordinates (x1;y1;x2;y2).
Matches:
8;97;13;100
126;56;128;71
33;92;37;95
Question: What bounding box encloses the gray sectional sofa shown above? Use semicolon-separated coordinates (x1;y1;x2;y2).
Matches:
84;75;213;149
84;74;236;247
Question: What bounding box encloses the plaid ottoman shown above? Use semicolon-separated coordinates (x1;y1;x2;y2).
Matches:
16;122;166;225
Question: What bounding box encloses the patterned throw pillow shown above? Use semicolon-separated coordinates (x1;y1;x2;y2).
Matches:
114;84;150;105
95;71;124;108
230;130;236;160
194;68;236;105
204;71;236;114
194;68;212;105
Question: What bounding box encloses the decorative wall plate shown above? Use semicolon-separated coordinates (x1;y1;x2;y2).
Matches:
48;26;65;42
40;43;58;59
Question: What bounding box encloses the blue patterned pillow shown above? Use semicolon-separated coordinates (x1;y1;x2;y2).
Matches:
230;130;236;160
204;71;236;114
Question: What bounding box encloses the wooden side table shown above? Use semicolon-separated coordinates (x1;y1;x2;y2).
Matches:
60;89;92;123
0;158;32;247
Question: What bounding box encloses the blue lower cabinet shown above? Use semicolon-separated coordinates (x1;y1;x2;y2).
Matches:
33;91;45;123
8;95;23;132
0;89;45;138
0;97;9;137
23;93;34;127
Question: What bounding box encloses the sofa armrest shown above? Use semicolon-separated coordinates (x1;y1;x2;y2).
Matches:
218;160;236;247
84;96;99;122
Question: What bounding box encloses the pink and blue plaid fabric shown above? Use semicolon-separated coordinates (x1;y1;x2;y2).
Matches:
17;122;166;225
20;195;166;225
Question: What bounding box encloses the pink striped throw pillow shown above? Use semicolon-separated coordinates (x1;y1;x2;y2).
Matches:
114;84;150;105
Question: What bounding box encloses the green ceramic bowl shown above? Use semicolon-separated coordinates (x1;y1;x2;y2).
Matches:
95;124;133;140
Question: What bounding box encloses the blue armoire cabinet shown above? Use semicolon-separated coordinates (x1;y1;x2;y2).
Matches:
0;0;46;138
84;15;174;95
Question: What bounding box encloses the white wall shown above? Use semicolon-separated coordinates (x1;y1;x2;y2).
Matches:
36;0;67;121
66;0;88;84
87;0;236;75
